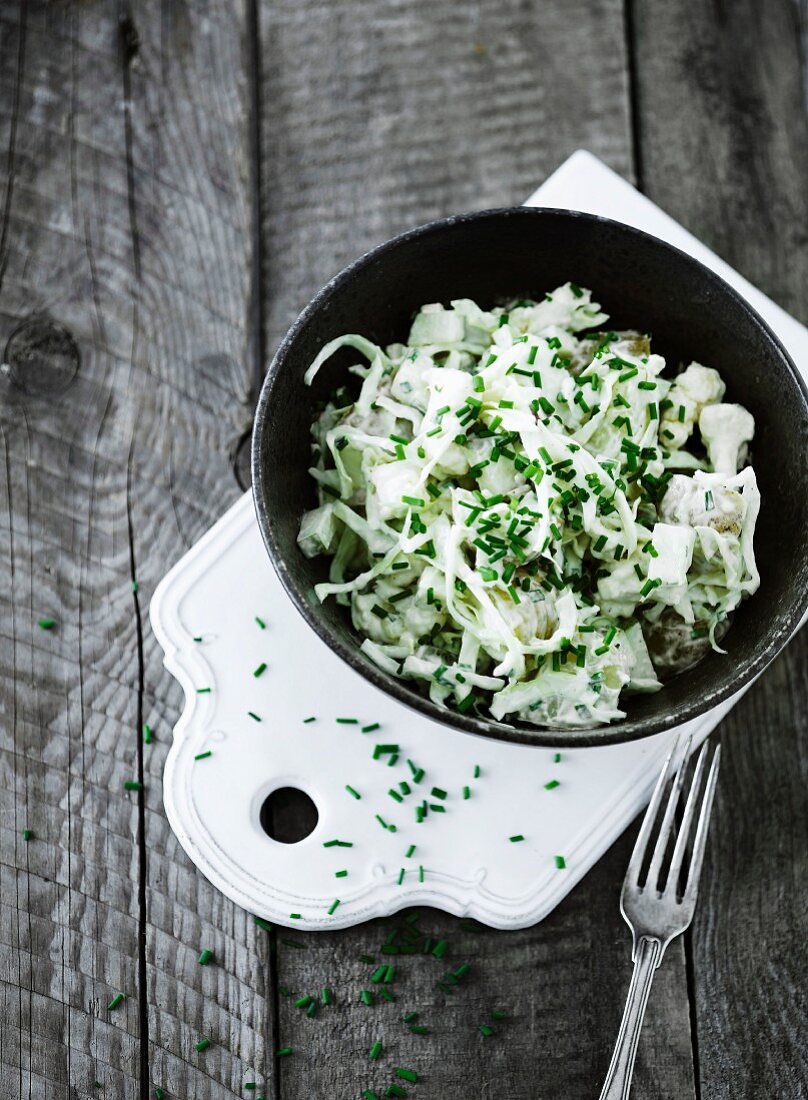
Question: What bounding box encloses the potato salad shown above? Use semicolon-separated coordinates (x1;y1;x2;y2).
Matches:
297;285;760;729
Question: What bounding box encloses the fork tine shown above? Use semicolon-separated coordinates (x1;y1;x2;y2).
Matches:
665;740;709;896
625;736;681;886
681;743;721;905
645;734;693;892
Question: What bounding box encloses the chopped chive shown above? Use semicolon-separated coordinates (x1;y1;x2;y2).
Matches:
406;844;416;858
346;785;361;799
473;764;481;778
36;616;56;630
389;789;403;803
275;1048;292;1058
198;948;214;965
432;940;448;959
462;785;470;800
195;1038;211;1052
244;1085;257;1092
247;711;261;722
430;787;447;800
396;1069;418;1083
143;724;153;744
303;716;317;723
154;1090;165;1099
362;722;381;733
196;687;211;694
369;1040;383;1061
123;781;142;792
397;868;405;885
335;870;348;878
544;779;560;791
22;828;32;841
131;581;139;593
373;744;400;759
509;834;525;843
491;1009;508;1020
290;913;302;919
386;1087;407;1099
553;752;561;763
255;616;266;629
294;995;313;1008
194;750;212;761
253;662;267;678
363;1093;380;1100
360;990;374;1006
555;855;567;869
410;1025;429;1035
322;987;332;1005
107;993;124;1011
323;839;353;848
479;1025;493;1037
418;865;424;883
328;899;341;915
336;717;359;724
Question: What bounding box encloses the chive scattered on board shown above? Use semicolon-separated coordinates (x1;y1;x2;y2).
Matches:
123;781;142;791
255;616;266;629
37;617;56;630
303;716;317;723
194;750;212;761
253;662;267;678
555;855;567;869
345;784;361;799
22;828;32;841
553;752;562;763
196;687;211;694
335;869;348;878
328;899;341;915
479;1024;493;1037
509;834;525;843
544;779;560;790
107;993;124;1011
198;949;214;965
143;724;153;744
275;1047;292;1057
362;722;381;733
247;711;261;722
369;1040;383;1061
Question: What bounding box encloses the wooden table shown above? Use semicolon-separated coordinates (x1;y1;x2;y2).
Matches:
1;2;805;1097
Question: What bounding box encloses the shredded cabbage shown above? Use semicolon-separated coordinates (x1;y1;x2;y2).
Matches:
297;284;760;729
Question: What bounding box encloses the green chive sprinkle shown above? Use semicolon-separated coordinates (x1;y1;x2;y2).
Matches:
22;828;32;841
194;1038;211;1052
254;916;273;931
131;581;139;594
479;1024;493;1037
555;855;567;869
373;744;399;759
295;995;313;1008
473;764;481;778
194;750;212;761
369;1040;383;1061
107;993;124;1011
196;687;211;694
491;1009;508;1020
335;870;348;878
337;717;359;725
362;722;381;733
346;785;361;799
363;1092;380;1100
303;716;316;723
396;1069;418;1083
154;1090;165;1099
360;990;374;1006
123;781;142;791
247;711;261;722
37;617;56;629
275;1048;292;1058
322;987;332;1005
553;752;561;763
509;834;525;843
397;868;405;885
430;787;447;800
198;949;214;965
290;913;302;919
405;844;416;858
386;1086;407;1098
432;940;448;959
253;662;267;678
244;1085;257;1092
410;1025;429;1035
143;724;153;744
255;616;266;629
323;839;353;848
328;899;341;915
93;1083;103;1090
418;865;424;882
544;779;560;790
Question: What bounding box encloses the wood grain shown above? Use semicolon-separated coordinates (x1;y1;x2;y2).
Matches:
257;1;696;1096
631;0;808;1094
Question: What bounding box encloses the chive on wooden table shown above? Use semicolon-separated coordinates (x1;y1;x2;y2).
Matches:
1;3;806;1098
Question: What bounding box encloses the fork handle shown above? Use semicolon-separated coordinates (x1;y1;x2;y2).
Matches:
598;936;663;1100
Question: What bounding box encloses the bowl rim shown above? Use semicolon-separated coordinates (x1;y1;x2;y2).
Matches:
252;205;808;747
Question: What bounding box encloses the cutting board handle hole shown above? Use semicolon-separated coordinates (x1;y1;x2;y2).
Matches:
259;786;318;843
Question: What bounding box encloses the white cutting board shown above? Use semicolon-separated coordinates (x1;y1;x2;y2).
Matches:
150;152;808;930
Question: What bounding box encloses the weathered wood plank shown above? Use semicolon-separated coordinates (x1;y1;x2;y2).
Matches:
631;0;808;1095
257;2;696;1096
0;1;273;1097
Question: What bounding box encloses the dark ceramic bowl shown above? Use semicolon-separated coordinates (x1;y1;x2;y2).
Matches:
252;208;808;747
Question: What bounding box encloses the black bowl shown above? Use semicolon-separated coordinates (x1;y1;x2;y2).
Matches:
252;208;808;747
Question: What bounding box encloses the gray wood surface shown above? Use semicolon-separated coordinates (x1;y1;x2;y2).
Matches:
0;1;805;1098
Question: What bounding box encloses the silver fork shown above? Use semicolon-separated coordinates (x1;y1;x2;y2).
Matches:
598;735;721;1100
